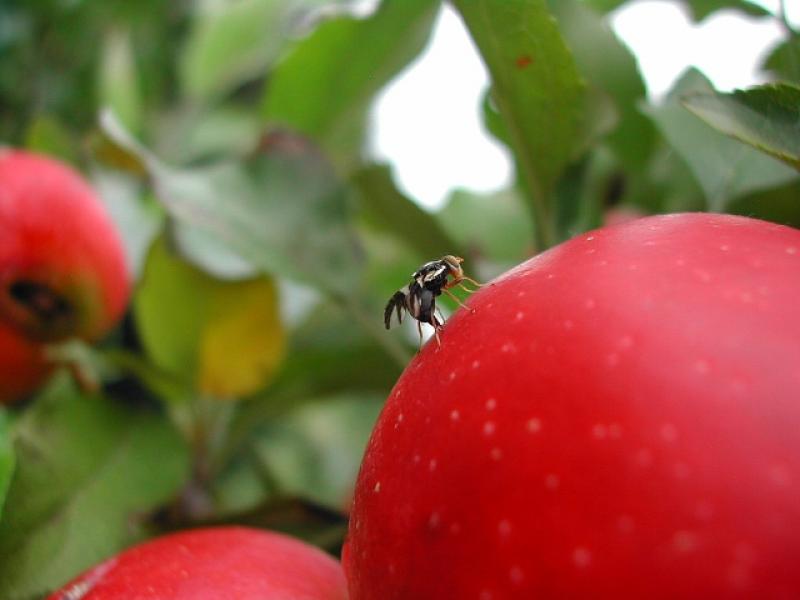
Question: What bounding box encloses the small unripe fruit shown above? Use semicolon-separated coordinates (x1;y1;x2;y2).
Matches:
0;150;130;402
48;527;348;600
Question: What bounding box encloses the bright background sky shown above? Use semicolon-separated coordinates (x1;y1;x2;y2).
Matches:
370;0;799;210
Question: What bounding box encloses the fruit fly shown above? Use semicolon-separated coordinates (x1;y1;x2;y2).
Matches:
384;255;482;348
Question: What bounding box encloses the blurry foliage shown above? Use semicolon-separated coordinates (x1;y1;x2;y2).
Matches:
0;0;799;596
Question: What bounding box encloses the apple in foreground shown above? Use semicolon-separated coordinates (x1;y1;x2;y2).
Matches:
48;527;348;600
344;213;800;599
0;150;130;402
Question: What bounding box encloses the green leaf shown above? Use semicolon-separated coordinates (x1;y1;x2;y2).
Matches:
99;28;143;134
24;116;78;165
101;113;364;297
646;70;797;211
249;393;382;510
547;0;656;169
437;187;532;264
683;82;800;171
580;1;769;20
353;164;464;260
729;180;800;228
135;236;286;399
763;36;800;84
681;0;770;21
91;170;164;280
180;0;293;102
0;378;188;599
451;0;587;249
580;0;628;13
261;0;438;170
0;410;14;521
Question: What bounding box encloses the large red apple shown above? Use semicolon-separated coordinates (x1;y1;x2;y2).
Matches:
48;527;348;600
0;150;130;402
344;213;800;599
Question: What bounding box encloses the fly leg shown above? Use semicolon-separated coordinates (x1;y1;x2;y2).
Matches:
443;288;475;313
431;314;443;347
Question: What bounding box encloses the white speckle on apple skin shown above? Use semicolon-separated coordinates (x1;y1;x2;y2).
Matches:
498;519;512;537
617;515;635;533
673;463;691;480
660;423;678;443
573;547;592;568
673;530;698;553
635;448;654;468
592;424;608;440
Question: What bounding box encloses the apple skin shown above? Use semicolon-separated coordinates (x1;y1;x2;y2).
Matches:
47;527;348;600
0;150;130;402
344;213;800;599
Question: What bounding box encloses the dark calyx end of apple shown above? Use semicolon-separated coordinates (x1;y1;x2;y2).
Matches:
3;279;77;341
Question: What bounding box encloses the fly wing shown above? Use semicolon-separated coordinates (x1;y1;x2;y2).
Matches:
384;291;407;329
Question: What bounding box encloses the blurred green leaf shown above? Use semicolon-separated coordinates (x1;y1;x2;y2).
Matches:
136;236;286;399
24;116;77;164
683;82;800;171
552;146;618;241
452;0;586;248
174;104;262;162
580;0;628;12
211;390;380;530
764;35;800;84
172;223;259;280
729;180;800;227
262;0;438;170
548;0;656;169
580;0;769;19
681;0;770;21
180;0;292;102
99;28;143;134
102;113;363;297
0;377;188;599
646;70;796;211
353;164;464;259
0;411;14;521
92;170;164;280
250;393;382;510
437;187;532;263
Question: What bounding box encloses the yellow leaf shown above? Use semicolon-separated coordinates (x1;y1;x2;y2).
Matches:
197;277;285;399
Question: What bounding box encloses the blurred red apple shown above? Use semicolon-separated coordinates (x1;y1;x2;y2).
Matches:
344;213;800;599
0;150;130;402
48;527;348;600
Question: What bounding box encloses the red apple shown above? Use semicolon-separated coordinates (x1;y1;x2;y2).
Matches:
48;527;348;600
344;213;800;599
0;150;130;402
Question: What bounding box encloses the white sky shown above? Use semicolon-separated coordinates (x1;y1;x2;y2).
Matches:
371;0;798;210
